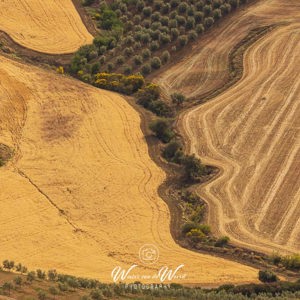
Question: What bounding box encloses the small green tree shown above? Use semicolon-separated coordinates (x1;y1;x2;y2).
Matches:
141;63;152;75
150;57;162;69
161;51;171;64
178;35;188;47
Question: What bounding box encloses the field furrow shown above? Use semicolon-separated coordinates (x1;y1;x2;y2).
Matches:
0;0;93;54
179;14;300;254
0;56;258;284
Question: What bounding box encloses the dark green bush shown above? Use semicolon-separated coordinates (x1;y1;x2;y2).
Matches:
258;270;278;283
149;119;174;143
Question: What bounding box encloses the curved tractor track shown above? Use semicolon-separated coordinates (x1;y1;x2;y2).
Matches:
0;0;93;54
0;56;258;284
175;0;300;254
156;0;300;100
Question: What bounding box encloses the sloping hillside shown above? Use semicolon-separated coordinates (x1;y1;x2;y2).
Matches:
0;0;93;53
0;55;258;284
175;0;300;254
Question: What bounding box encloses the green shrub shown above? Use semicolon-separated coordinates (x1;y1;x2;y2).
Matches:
133;55;143;66
14;276;22;286
182;154;208;181
258;270;278;283
182;222;198;235
149;119;174;143
123;65;132;75
161;50;170;64
178;35;188;47
141;63;152;75
204;17;215;28
171;92;186;105
150;57;162;69
142;49;151;60
186;228;207;243
116;55;125;65
82;0;95;7
162;141;183;163
282;254;300;270
215;236;230;247
27;271;36;282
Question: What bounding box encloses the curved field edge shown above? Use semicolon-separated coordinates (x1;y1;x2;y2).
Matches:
154;0;300;256
179;23;300;255
0;55;258;285
0;0;93;54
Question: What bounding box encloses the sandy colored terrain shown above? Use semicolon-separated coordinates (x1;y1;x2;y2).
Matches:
0;0;93;54
0;55;258;284
156;0;300;99
177;0;300;254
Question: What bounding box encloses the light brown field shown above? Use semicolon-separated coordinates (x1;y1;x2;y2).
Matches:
0;0;93;54
170;0;300;254
156;0;300;99
0;55;258;284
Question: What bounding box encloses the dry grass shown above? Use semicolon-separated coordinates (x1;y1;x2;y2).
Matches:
0;56;258;284
0;0;93;54
174;0;300;254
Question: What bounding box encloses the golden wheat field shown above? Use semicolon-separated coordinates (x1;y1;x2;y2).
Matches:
0;0;93;53
0;55;258;284
174;0;300;254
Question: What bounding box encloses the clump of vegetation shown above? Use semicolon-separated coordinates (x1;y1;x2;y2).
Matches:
162;140;184;163
2;259;300;299
268;253;300;271
215;236;230;247
149;118;175;143
171;92;186;106
281;254;300;270
182;154;210;182
94;72;145;94
136;83;174;117
258;270;278;283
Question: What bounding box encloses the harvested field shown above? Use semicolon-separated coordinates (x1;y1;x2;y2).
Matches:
0;56;258;284
156;0;300;99
177;0;300;254
0;0;93;54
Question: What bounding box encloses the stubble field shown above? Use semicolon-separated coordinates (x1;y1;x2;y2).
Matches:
0;55;258;284
166;0;300;254
0;0;93;54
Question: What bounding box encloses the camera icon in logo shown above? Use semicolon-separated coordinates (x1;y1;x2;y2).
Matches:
139;244;159;265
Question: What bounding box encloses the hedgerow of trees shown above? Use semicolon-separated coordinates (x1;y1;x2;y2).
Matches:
2;258;300;299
